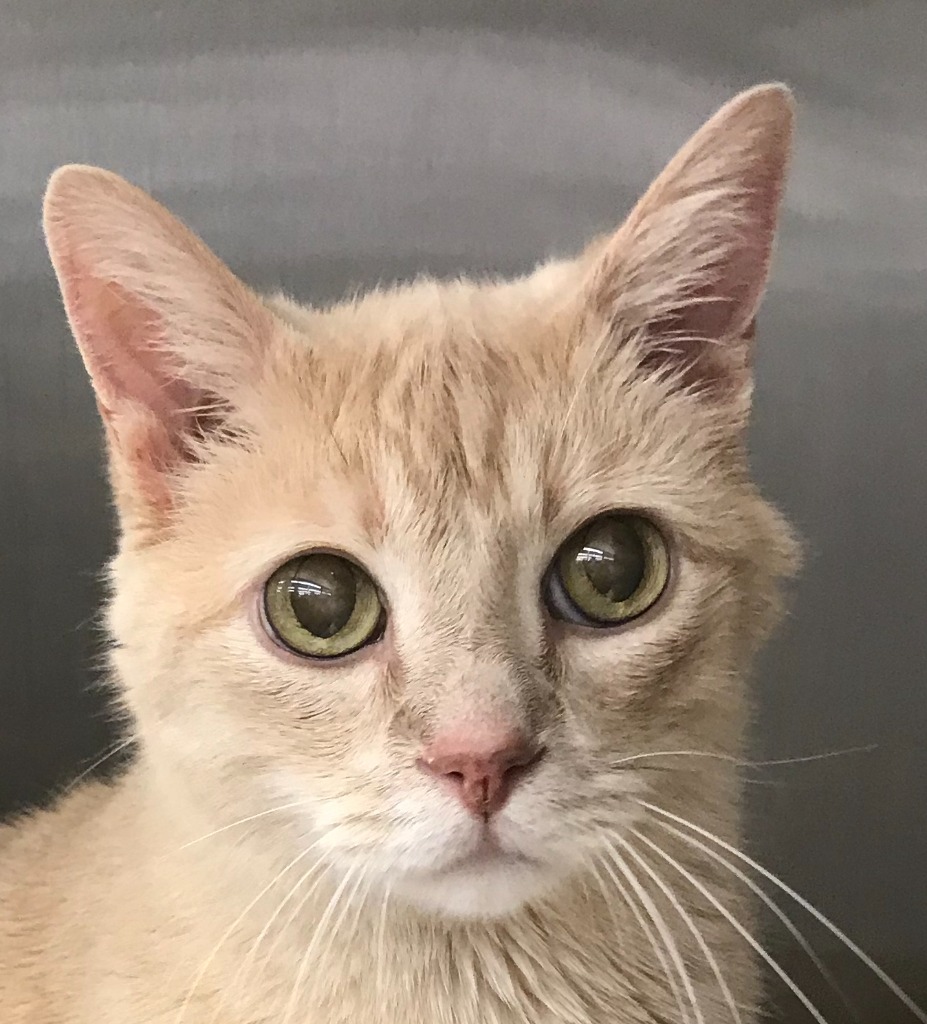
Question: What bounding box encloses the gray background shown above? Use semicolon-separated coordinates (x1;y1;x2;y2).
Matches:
1;1;924;1019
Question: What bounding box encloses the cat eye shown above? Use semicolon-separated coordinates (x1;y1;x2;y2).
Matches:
263;553;385;659
544;513;669;627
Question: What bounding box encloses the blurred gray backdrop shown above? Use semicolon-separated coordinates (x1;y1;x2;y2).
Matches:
1;1;924;1020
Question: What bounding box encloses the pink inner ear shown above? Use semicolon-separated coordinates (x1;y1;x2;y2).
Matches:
44;165;272;525
584;87;792;405
638;302;753;396
63;268;211;516
73;275;201;427
682;164;781;344
596;142;786;400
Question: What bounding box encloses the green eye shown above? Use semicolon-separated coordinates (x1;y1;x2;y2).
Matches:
545;513;669;627
263;553;385;658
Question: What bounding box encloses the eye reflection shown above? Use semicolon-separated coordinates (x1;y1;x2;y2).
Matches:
264;552;385;658
544;513;669;627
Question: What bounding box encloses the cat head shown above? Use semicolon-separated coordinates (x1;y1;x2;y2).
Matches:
44;84;799;919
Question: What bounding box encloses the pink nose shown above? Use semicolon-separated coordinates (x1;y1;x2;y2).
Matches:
418;725;545;818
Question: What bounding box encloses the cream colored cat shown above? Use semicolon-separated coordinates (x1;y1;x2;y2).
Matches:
0;85;804;1024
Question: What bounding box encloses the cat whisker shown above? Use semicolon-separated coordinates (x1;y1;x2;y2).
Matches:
302;862;373;1012
251;857;334;975
173;802;307;852
326;419;351;469
628;827;829;1024
601;843;702;1024
639;800;927;1024
610;745;877;772
331;866;373;987
174;841;322;1024
593;856;692;1024
343;869;377;991
375;879;393;1005
608;760;785;787
614;835;742;1024
282;861;365;1024
741;746;878;768
652;816;858;1020
561;345;605;437
63;737;136;793
215;853;332;1024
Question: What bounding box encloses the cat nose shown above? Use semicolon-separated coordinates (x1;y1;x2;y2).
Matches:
417;725;545;818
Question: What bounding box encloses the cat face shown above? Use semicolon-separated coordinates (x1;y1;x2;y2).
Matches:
44;85;799;919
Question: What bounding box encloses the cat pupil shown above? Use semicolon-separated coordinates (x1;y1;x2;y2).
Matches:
579;521;646;602
288;557;357;638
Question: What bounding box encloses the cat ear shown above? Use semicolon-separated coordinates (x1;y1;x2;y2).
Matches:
581;83;794;406
43;166;273;527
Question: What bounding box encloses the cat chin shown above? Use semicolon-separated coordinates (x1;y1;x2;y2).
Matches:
392;859;560;920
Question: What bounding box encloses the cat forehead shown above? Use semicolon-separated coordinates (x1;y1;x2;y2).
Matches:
258;278;693;511
183;279;740;563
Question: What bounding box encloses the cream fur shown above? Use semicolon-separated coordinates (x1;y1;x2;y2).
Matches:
1;85;800;1023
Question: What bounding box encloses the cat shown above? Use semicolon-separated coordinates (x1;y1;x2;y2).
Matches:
0;84;803;1024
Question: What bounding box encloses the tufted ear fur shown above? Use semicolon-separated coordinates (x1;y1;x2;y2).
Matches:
580;83;794;415
43;166;274;532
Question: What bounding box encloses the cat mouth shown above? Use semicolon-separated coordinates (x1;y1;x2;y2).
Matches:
426;831;538;876
387;823;560;916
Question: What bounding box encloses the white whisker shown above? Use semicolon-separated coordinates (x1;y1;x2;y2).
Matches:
64;737;135;792
629;827;829;1024
603;843;702;1024
639;800;927;1024
173;842;320;1024
561;322;614;432
175;803;306;852
326;864;369;949
743;746;877;768
375;880;393;1004
595;856;692;1024
653;817;857;1019
611;745;877;771
244;855;340;1013
282;862;362;1024
616;835;742;1024
303;866;373;1009
340;869;376;996
214;854;331;1024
